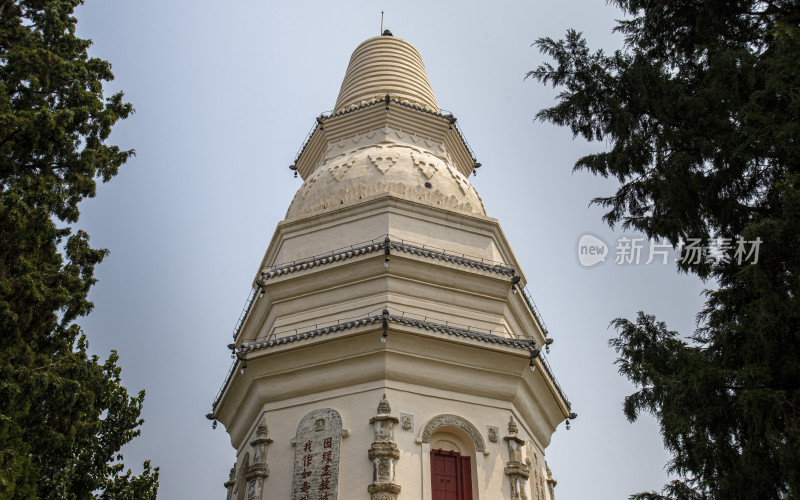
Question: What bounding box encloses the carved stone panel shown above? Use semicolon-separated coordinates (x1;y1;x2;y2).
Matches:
291;409;344;500
487;425;499;443
400;414;413;432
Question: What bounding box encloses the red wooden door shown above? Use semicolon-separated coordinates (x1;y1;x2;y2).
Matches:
431;449;472;500
459;455;472;499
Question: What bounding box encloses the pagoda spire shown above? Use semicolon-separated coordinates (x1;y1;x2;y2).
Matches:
334;35;439;113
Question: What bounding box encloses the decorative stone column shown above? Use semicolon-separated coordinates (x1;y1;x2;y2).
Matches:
367;395;401;500
246;419;273;500
545;465;557;500
503;417;530;500
224;465;236;500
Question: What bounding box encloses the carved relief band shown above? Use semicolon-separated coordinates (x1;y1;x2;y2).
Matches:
419;414;486;453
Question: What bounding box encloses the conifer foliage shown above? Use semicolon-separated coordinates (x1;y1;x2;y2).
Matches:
529;1;799;498
0;0;158;497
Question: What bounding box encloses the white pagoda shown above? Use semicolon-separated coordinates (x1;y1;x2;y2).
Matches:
212;31;574;500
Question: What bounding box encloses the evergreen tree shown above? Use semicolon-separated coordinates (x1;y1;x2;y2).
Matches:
0;0;158;497
529;0;799;498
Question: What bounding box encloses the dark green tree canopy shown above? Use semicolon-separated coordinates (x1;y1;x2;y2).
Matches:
530;0;799;498
531;1;798;268
0;0;158;497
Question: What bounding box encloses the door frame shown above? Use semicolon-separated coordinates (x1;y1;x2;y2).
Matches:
430;448;473;500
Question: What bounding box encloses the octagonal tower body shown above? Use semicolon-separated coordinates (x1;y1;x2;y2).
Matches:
214;33;571;500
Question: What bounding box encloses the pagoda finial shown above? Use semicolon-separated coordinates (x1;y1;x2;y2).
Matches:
508;416;518;436
256;418;268;437
377;394;391;414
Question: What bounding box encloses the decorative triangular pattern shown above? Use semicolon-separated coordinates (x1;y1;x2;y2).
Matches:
447;165;468;195
328;160;353;182
368;153;397;174
300;171;319;199
411;152;440;180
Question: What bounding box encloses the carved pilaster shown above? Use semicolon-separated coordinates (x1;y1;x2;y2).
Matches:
245;419;273;500
368;394;401;500
527;442;546;500
224;466;236;500
503;417;529;500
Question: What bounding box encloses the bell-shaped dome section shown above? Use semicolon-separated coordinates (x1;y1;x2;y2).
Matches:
286;145;486;219
334;34;439;113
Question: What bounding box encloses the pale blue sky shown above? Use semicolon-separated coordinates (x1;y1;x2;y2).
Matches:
73;1;706;498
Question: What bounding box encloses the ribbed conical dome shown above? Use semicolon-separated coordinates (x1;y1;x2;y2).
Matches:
334;34;439;112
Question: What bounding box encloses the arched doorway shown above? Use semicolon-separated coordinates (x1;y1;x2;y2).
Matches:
422;415;483;500
431;447;473;500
